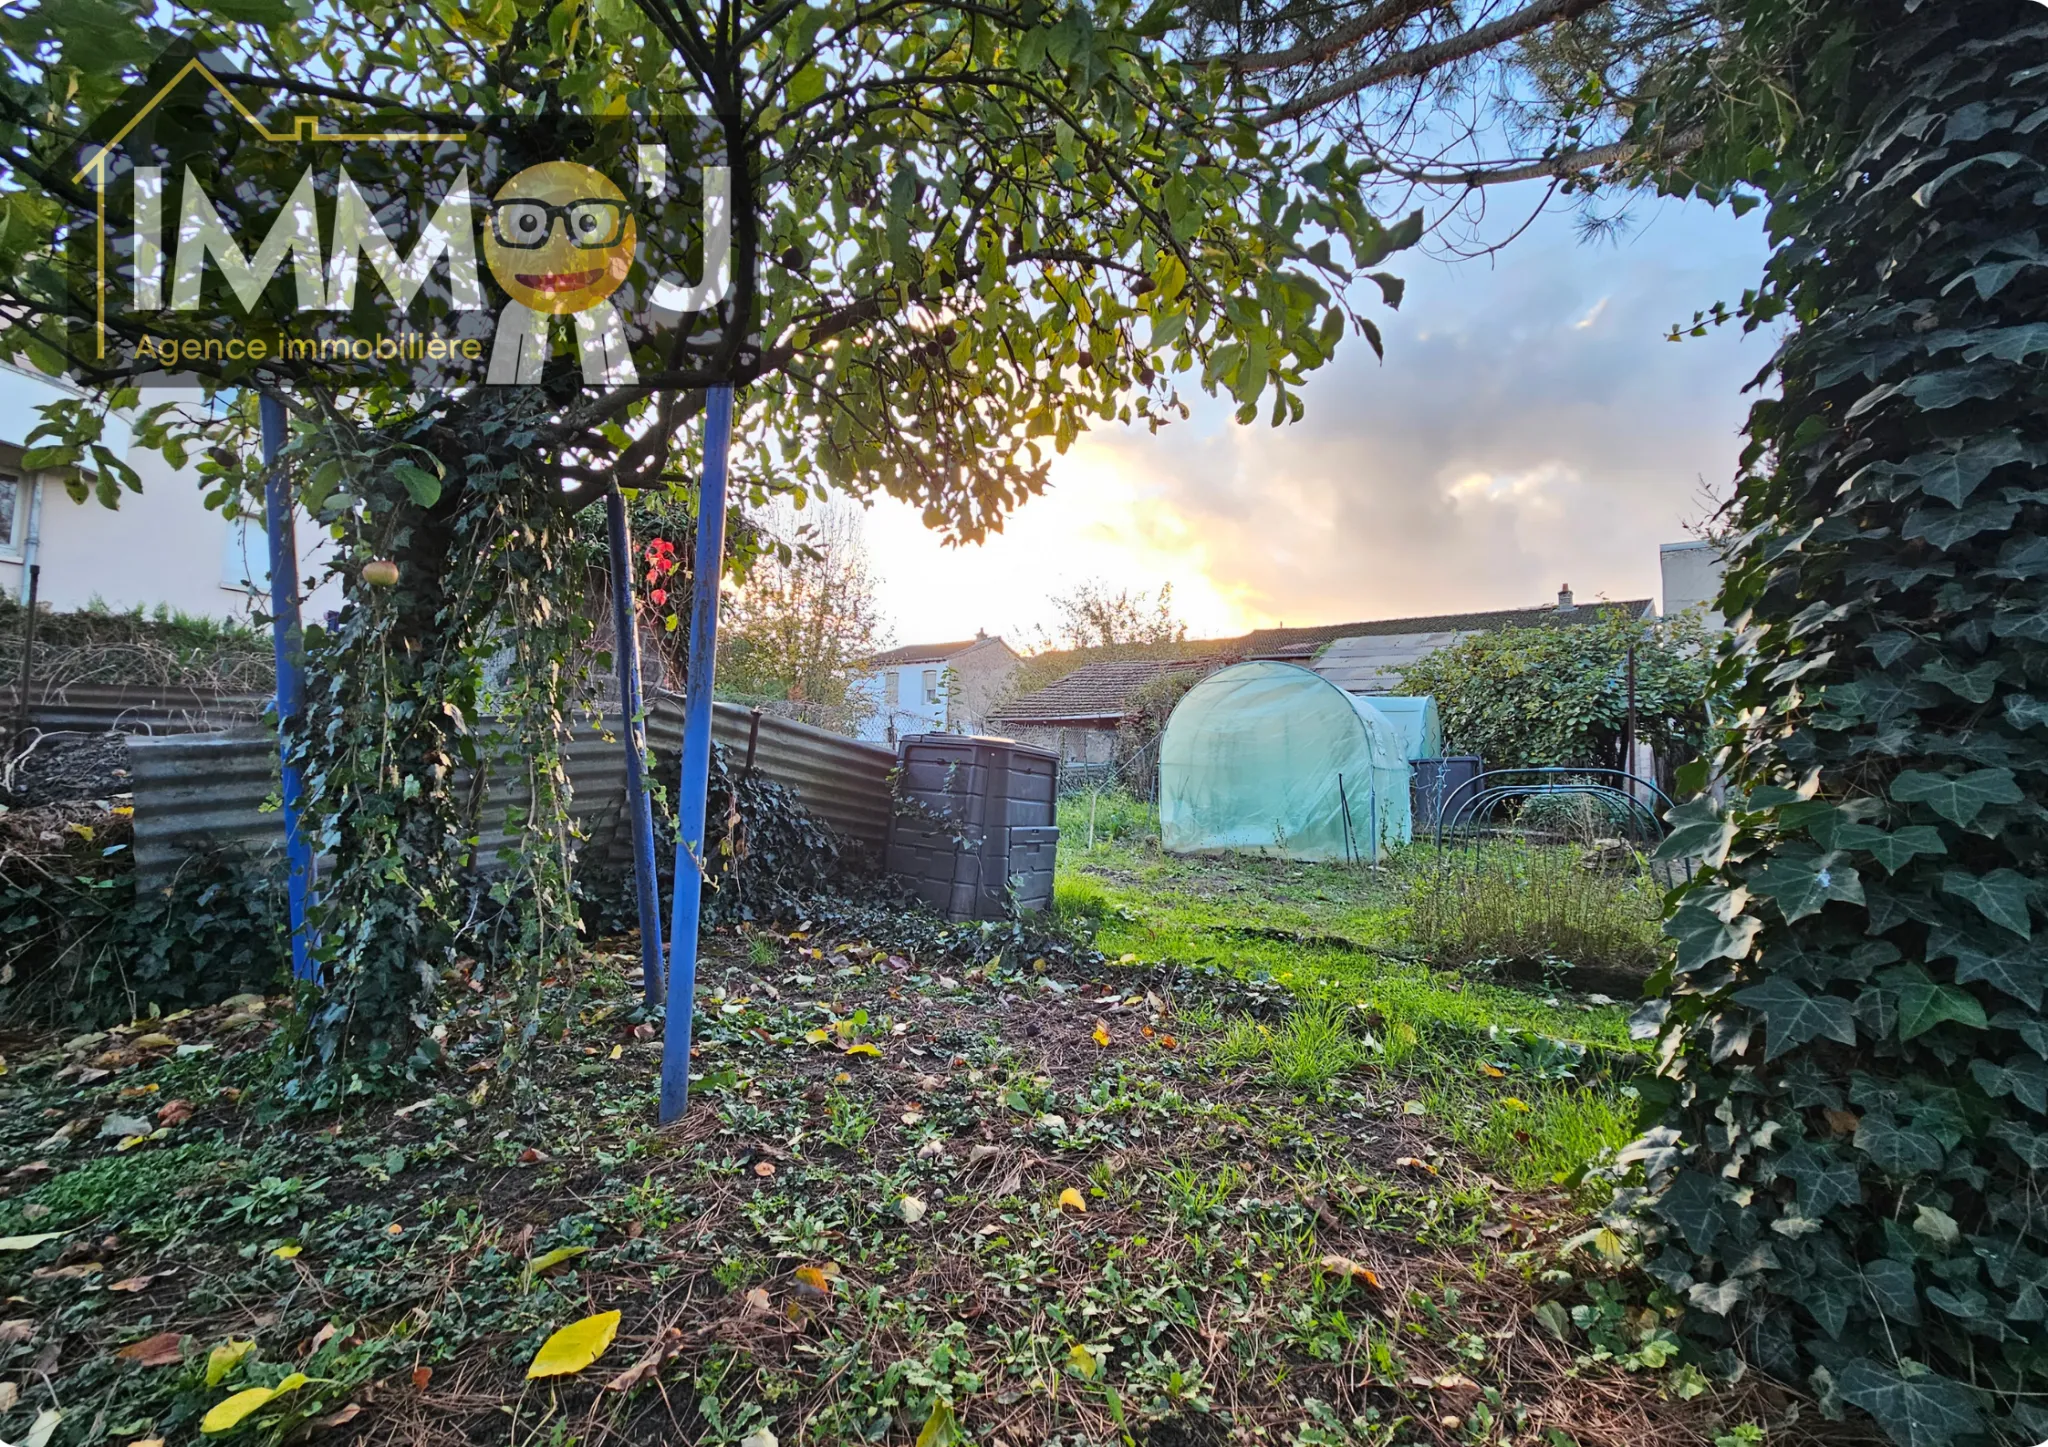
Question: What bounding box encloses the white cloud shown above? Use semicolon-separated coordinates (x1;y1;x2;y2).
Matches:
860;197;1771;643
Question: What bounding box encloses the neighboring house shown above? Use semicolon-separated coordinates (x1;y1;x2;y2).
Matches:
0;363;341;619
1659;540;1727;626
1307;588;1656;694
849;632;1020;745
988;656;1218;764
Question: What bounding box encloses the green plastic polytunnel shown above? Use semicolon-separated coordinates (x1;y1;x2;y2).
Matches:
1159;661;1412;862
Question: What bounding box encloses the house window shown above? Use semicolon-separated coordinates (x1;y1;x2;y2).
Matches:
884;671;900;708
922;668;939;704
0;474;17;552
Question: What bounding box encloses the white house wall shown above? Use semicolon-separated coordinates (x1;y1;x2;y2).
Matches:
0;365;341;623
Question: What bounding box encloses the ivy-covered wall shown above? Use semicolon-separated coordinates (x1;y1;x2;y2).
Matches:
1637;4;2048;1444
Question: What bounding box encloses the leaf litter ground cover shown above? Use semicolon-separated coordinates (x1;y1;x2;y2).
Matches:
0;907;1875;1447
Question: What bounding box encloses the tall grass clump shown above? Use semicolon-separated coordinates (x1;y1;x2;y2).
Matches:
1056;788;1158;851
1408;839;1665;977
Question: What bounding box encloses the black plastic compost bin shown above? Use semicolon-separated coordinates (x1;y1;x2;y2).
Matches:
885;734;1060;920
1411;755;1484;835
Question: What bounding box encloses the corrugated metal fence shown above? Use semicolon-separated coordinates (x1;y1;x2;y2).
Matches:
125;694;896;887
5;681;268;736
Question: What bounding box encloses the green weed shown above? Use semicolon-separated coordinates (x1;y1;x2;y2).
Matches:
1407;840;1665;978
1266;1001;1368;1091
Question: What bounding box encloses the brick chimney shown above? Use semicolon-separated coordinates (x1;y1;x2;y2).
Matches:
1556;584;1576;613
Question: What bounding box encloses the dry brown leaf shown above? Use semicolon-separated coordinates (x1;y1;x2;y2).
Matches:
411;1365;432;1390
310;1405;361;1431
0;1382;16;1413
115;1332;185;1366
107;1275;158;1293
0;1320;33;1345
33;1262;101;1280
742;1287;773;1314
753;1161;776;1177
604;1326;684;1392
155;1100;194;1127
1316;1254;1382;1288
1394;1156;1439;1176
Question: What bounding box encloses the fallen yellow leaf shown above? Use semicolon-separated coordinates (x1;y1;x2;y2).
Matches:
527;1310;621;1379
1058;1188;1087;1214
1067;1342;1099;1380
1091;1020;1111;1047
1480;1064;1506;1078
205;1339;256;1385
271;1244;301;1259
842;1043;882;1057
200;1374;306;1434
525;1245;588;1277
1500;1097;1531;1113
609;1045;623;1060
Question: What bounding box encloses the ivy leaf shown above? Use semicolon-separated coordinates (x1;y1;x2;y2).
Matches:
1939;868;2034;938
1967;1055;2048;1112
1910;434;2027;504
1991;1122;2048;1169
1750;850;1864;923
1732;977;1857;1060
1834;1360;1984;1447
1862;1259;1922;1324
1992;1008;2048;1059
1830;823;1946;874
1928;924;2048;1009
1656;800;1735;866
1650;1170;1726;1254
1880;964;1988;1040
1852;1112;1945;1176
1888;767;2021;826
1777;1146;1862;1218
1667;903;1761;974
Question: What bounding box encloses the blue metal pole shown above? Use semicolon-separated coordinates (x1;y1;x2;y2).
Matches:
659;384;734;1123
606;487;665;1006
260;394;315;983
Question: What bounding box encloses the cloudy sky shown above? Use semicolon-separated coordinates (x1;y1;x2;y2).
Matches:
855;189;1774;648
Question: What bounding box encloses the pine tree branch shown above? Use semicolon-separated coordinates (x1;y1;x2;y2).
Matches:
1263;0;1612;123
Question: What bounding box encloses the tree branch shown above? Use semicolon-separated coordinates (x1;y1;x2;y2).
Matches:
1264;0;1611;123
1374;127;1704;187
1220;0;1439;75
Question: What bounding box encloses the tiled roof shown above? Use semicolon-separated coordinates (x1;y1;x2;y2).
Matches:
865;637;995;667
992;656;1218;724
1235;600;1653;658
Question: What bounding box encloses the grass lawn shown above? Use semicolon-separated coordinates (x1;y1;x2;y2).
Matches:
0;813;1823;1447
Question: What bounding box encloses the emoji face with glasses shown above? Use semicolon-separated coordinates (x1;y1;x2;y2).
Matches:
481;161;637;316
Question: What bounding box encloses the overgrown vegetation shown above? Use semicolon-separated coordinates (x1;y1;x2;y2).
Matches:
0;912;1786;1447
1632;6;2048;1444
1397;609;1712;775
0;598;273;692
0;808;286;1028
1409;841;1668;992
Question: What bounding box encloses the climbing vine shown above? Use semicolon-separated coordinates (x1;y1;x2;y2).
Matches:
288;391;591;1103
1633;5;2048;1444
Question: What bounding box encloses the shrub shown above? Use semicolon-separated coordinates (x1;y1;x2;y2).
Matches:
1408;840;1666;982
